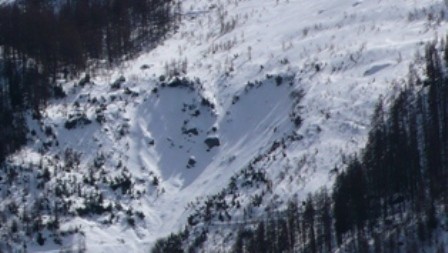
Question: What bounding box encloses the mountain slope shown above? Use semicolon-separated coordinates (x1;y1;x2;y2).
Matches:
3;0;448;252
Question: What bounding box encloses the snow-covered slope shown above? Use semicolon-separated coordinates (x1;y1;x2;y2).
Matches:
4;0;448;252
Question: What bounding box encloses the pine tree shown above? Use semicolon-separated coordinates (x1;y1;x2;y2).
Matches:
255;221;267;253
303;196;316;253
317;189;332;253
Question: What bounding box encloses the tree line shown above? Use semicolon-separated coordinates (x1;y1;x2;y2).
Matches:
0;0;179;162
331;39;448;248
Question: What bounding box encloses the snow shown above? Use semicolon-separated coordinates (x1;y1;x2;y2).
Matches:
5;0;448;252
0;0;12;5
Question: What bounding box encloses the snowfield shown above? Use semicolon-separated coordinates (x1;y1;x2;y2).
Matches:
6;0;448;252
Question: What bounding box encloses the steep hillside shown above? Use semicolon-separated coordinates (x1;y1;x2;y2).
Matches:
2;0;448;252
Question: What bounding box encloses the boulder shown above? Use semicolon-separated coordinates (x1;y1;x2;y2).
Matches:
204;137;220;150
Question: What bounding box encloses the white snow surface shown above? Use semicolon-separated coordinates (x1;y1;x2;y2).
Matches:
8;0;448;252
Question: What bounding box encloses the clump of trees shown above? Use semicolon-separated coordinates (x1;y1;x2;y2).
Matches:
0;0;178;72
331;40;448;248
0;0;179;162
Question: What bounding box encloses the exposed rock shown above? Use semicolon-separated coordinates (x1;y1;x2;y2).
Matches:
183;128;199;136
187;156;197;168
204;137;220;150
65;113;92;129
